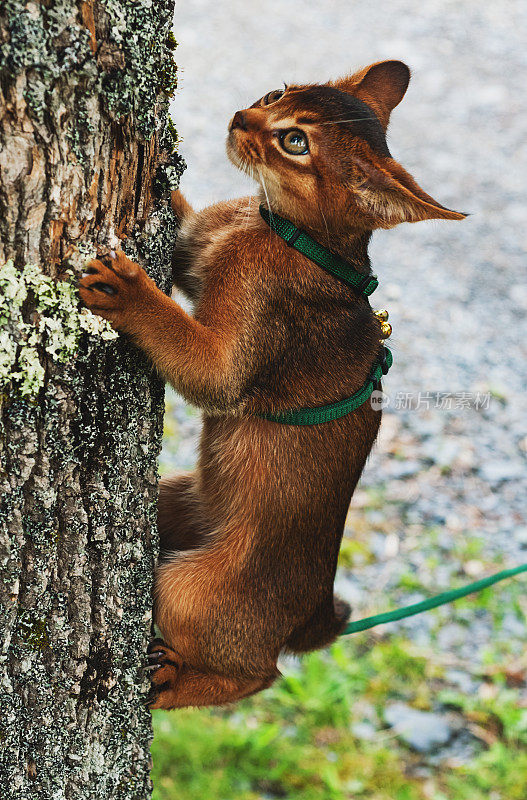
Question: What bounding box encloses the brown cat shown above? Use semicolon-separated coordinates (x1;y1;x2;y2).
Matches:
79;60;465;709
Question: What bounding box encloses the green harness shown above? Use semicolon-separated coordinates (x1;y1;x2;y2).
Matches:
258;205;391;426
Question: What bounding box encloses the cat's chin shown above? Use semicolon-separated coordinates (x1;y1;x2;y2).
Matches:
225;138;241;169
227;139;289;212
226;137;258;181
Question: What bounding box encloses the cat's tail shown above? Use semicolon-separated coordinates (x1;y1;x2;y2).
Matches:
284;595;351;654
171;189;194;222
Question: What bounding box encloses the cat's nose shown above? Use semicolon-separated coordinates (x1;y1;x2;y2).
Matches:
229;111;248;132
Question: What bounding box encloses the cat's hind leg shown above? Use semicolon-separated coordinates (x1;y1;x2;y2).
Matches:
158;472;207;554
147;639;278;709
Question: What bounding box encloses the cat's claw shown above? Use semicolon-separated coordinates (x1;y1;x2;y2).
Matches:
143;663;161;672
147;651;165;661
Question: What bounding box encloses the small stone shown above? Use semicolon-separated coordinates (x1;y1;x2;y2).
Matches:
479;460;524;484
383;532;399;559
383;703;454;753
333;574;363;606
509;284;527;310
351;720;377;740
423;437;461;468
464;559;484;577
389;459;421;478
514;526;527;547
438;623;467;650
445;669;478;695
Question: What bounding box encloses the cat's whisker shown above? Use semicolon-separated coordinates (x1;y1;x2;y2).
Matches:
232;146;257;182
318;117;372;125
242;194;253;232
242;162;255;181
257;171;274;239
234;194;251;227
233;194;246;213
318;205;331;251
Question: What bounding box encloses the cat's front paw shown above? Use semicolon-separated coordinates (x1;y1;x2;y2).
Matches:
78;249;145;329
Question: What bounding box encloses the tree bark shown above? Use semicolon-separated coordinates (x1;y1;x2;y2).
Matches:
0;1;183;797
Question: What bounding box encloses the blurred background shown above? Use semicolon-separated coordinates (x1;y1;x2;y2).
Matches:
153;1;527;798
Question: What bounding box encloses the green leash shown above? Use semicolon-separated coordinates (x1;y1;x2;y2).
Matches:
342;562;527;636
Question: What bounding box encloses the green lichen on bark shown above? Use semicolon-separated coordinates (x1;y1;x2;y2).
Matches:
0;0;180;138
0;260;117;398
17;613;50;650
99;0;180;136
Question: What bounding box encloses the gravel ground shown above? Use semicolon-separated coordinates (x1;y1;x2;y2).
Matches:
164;0;527;733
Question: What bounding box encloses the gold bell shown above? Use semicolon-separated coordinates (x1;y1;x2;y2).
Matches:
374;309;392;339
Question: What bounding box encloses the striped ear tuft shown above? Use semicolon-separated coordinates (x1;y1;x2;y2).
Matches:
351;154;467;226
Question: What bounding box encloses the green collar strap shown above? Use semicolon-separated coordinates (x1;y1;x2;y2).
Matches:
259;204;378;297
261;346;392;425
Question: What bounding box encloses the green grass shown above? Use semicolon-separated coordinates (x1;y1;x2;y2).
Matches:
151;634;527;800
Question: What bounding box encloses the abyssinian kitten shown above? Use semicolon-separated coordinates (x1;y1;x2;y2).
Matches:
79;60;465;709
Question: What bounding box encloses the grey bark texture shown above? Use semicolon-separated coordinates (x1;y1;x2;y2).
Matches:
0;1;183;797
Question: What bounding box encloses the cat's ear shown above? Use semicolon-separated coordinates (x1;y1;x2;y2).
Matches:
350;155;467;226
332;60;411;129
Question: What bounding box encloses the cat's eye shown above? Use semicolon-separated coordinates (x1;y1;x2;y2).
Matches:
279;129;309;155
262;90;284;106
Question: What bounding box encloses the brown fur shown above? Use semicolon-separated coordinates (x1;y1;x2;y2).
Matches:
79;61;465;708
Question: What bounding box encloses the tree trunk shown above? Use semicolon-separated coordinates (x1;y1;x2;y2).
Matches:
0;1;182;797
